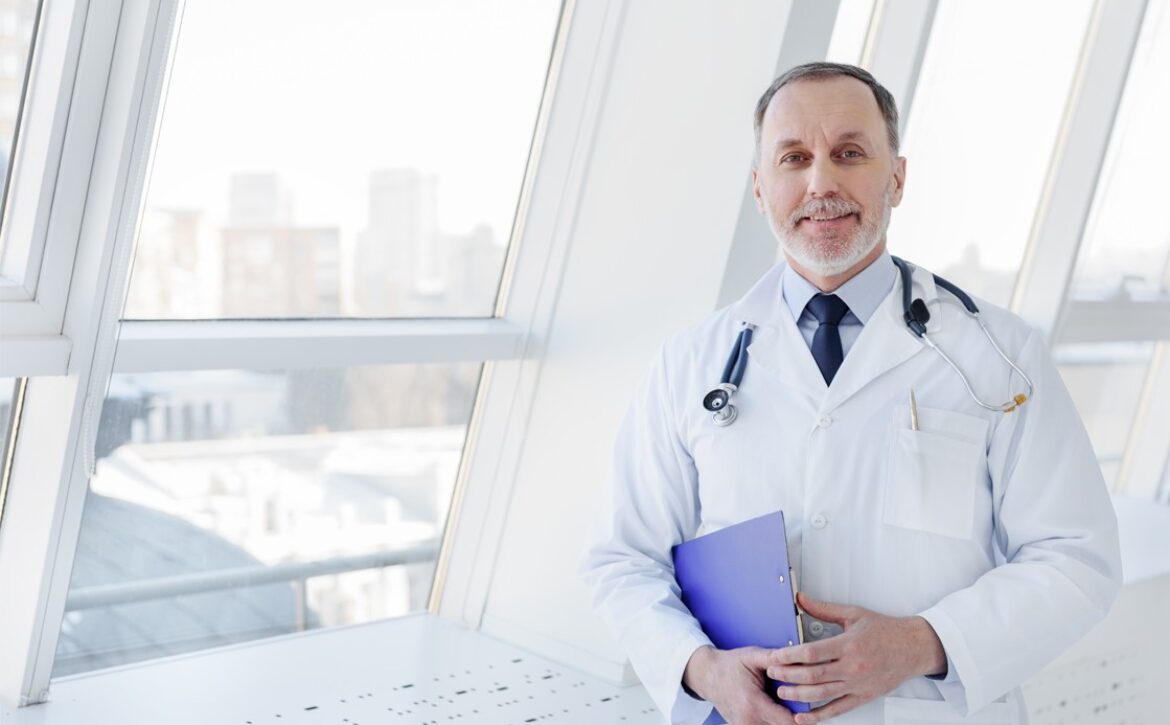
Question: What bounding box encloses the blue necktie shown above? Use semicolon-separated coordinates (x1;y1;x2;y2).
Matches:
807;293;850;385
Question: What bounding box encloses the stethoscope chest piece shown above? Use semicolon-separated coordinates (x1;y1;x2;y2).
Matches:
712;404;738;427
704;324;754;427
703;383;738;426
703;384;733;412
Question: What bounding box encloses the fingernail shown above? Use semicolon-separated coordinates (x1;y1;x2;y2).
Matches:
776;687;789;698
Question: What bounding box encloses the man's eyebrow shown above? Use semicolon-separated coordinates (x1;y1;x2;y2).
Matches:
772;130;873;151
836;130;872;145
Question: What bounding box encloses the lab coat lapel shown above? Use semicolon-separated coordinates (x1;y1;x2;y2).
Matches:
729;262;828;399
821;263;942;413
745;318;828;398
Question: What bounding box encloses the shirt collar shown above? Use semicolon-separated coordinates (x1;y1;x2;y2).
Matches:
781;250;897;324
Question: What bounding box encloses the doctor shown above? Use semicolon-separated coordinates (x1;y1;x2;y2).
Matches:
580;62;1121;725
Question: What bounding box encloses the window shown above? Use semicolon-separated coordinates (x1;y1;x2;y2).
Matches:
57;363;481;675
1062;0;1169;308
886;0;1093;307
122;0;560;320
55;0;562;678
1053;0;1170;499
825;0;876;65
0;375;20;521
0;0;39;259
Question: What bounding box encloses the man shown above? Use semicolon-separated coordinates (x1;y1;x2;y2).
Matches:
580;63;1121;725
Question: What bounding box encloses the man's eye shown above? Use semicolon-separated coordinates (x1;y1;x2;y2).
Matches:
780;154;806;164
840;150;863;159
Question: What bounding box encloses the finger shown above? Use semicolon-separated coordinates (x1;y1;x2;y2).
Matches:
743;682;799;725
775;680;848;704
792;694;865;725
741;645;777;671
769;638;844;667
796;592;856;626
766;661;844;684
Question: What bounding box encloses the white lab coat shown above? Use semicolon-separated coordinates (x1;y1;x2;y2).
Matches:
580;260;1121;724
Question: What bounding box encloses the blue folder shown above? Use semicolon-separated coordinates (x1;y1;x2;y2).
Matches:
671;510;810;723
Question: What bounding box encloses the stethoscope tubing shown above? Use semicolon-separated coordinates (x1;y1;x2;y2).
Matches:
703;257;1036;424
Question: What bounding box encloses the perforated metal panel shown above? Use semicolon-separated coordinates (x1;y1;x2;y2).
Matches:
1024;645;1156;725
0;614;662;725
1021;570;1170;725
235;653;661;724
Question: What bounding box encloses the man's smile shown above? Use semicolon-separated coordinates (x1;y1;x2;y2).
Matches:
797;212;859;230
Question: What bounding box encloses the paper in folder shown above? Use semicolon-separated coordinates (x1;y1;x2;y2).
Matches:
671;510;810;723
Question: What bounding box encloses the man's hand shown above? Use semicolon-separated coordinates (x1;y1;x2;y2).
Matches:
684;644;798;725
765;592;947;724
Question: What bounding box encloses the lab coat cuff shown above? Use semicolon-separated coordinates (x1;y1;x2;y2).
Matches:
925;650;959;683
667;634;717;722
917;605;980;716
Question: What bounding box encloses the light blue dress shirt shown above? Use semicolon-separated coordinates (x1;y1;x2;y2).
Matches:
781;251;897;358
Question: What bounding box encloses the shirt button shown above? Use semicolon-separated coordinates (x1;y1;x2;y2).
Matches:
817;415;833;428
809;621;825;636
811;513;828;529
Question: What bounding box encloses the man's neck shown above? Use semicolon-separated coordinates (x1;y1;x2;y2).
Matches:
784;241;887;293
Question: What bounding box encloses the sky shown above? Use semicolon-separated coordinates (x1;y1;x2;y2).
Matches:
144;0;562;240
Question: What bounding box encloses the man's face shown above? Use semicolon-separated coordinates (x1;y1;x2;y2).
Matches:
752;76;906;279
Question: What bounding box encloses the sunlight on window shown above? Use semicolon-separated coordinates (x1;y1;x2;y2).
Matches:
123;0;561;320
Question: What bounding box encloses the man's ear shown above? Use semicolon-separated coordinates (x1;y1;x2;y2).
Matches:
890;156;907;207
751;166;766;214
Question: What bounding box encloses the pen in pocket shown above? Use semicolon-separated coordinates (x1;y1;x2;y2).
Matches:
909;389;919;431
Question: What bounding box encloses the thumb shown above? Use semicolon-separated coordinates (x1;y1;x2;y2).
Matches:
797;591;855;625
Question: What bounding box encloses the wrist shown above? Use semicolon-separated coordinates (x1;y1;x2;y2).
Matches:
905;616;946;678
682;644;716;700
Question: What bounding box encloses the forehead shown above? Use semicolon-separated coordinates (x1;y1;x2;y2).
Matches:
761;76;887;148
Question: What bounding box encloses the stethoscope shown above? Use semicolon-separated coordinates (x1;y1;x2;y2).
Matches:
702;256;1035;426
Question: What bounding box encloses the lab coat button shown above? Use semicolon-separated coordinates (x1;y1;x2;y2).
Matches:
811;513;828;529
809;621;825;636
817;415;832;428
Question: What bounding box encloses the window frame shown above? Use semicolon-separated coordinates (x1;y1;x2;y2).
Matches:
0;0;111;349
0;0;590;706
1010;0;1149;337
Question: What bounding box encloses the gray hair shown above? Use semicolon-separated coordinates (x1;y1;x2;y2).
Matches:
753;62;900;157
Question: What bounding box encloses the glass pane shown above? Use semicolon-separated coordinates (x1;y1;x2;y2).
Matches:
1053;343;1153;491
55;363;481;677
1065;1;1170;304
1054;3;1170;501
0;376;14;431
826;0;876;65
886;0;1093;307
0;376;17;521
123;0;561;320
0;0;39;236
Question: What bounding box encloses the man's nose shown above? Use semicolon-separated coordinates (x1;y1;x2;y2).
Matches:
806;157;841;197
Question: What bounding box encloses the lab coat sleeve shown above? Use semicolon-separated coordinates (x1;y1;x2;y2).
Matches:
579;345;715;725
918;329;1123;714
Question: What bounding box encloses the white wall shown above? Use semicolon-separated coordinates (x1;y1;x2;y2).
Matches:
476;1;796;680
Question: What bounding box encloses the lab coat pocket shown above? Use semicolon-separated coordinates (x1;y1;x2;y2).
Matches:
884;428;980;540
884;697;1018;724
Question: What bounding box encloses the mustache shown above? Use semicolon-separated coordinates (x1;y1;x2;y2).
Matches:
789;197;862;225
